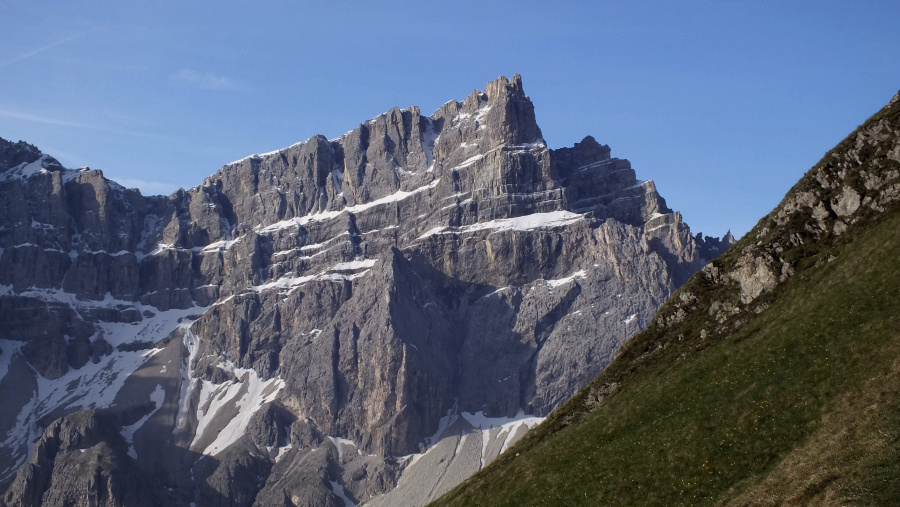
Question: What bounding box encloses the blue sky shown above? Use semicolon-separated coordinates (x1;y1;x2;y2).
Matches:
2;1;899;238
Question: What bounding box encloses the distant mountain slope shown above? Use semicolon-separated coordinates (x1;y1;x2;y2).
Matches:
434;92;900;506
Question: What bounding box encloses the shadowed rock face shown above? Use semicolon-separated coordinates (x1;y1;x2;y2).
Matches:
0;410;178;507
0;76;730;505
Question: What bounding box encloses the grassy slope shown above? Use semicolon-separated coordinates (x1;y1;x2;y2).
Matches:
434;98;900;506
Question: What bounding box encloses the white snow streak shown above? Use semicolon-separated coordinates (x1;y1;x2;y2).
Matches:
198;237;242;252
418;210;584;240
250;274;317;293
331;259;376;271
545;270;587;288
259;179;440;234
275;444;293;462
249;259;376;294
226;140;308;166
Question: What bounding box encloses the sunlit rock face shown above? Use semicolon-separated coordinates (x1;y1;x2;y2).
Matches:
0;75;726;506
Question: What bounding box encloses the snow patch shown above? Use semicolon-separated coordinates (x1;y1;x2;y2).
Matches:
479;286;511;300
250;274;316;294
198;237;243;252
95;306;204;349
327;436;356;462
4;287;202;348
0;156;51;181
453;153;485;171
121;385;165;459
419;210;585;240
545;270;587;288
275;444;293;463
422;120;439;170
361;225;399;236
330;481;356;507
299;241;328;252
460;410;543;433
191;364;285;456
475;105;492;123
459;410;544;455
386;408;544;497
426;407;459;447
331;259;376;271
136;214;160;251
0;339;21;384
140;243;188;260
574;158;618;173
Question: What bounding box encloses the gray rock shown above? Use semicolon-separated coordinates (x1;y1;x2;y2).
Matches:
695;230;736;263
20;334;69;380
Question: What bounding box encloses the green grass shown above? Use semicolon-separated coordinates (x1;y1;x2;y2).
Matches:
433;98;900;506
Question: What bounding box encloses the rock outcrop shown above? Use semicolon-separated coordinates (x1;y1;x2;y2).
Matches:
0;75;727;505
2;410;175;507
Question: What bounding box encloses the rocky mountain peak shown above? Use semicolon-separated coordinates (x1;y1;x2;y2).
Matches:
0;139;42;172
483;73;525;97
0;138;66;180
469;73;543;148
0;76;730;506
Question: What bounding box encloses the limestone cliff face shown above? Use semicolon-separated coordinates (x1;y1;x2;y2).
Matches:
0;75;728;506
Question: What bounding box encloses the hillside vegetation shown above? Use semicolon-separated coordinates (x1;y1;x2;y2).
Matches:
433;93;900;506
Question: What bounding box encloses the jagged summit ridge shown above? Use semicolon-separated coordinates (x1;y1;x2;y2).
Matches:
214;74;548;232
0;75;726;506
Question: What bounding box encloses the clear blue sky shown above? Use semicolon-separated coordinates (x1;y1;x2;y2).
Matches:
2;1;899;238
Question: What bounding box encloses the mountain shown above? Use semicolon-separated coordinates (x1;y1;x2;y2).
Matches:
433;92;900;505
0;75;727;506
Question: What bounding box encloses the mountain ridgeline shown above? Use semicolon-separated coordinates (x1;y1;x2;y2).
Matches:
0;75;729;506
434;92;900;505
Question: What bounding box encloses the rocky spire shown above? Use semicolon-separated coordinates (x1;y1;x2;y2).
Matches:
453;74;544;148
